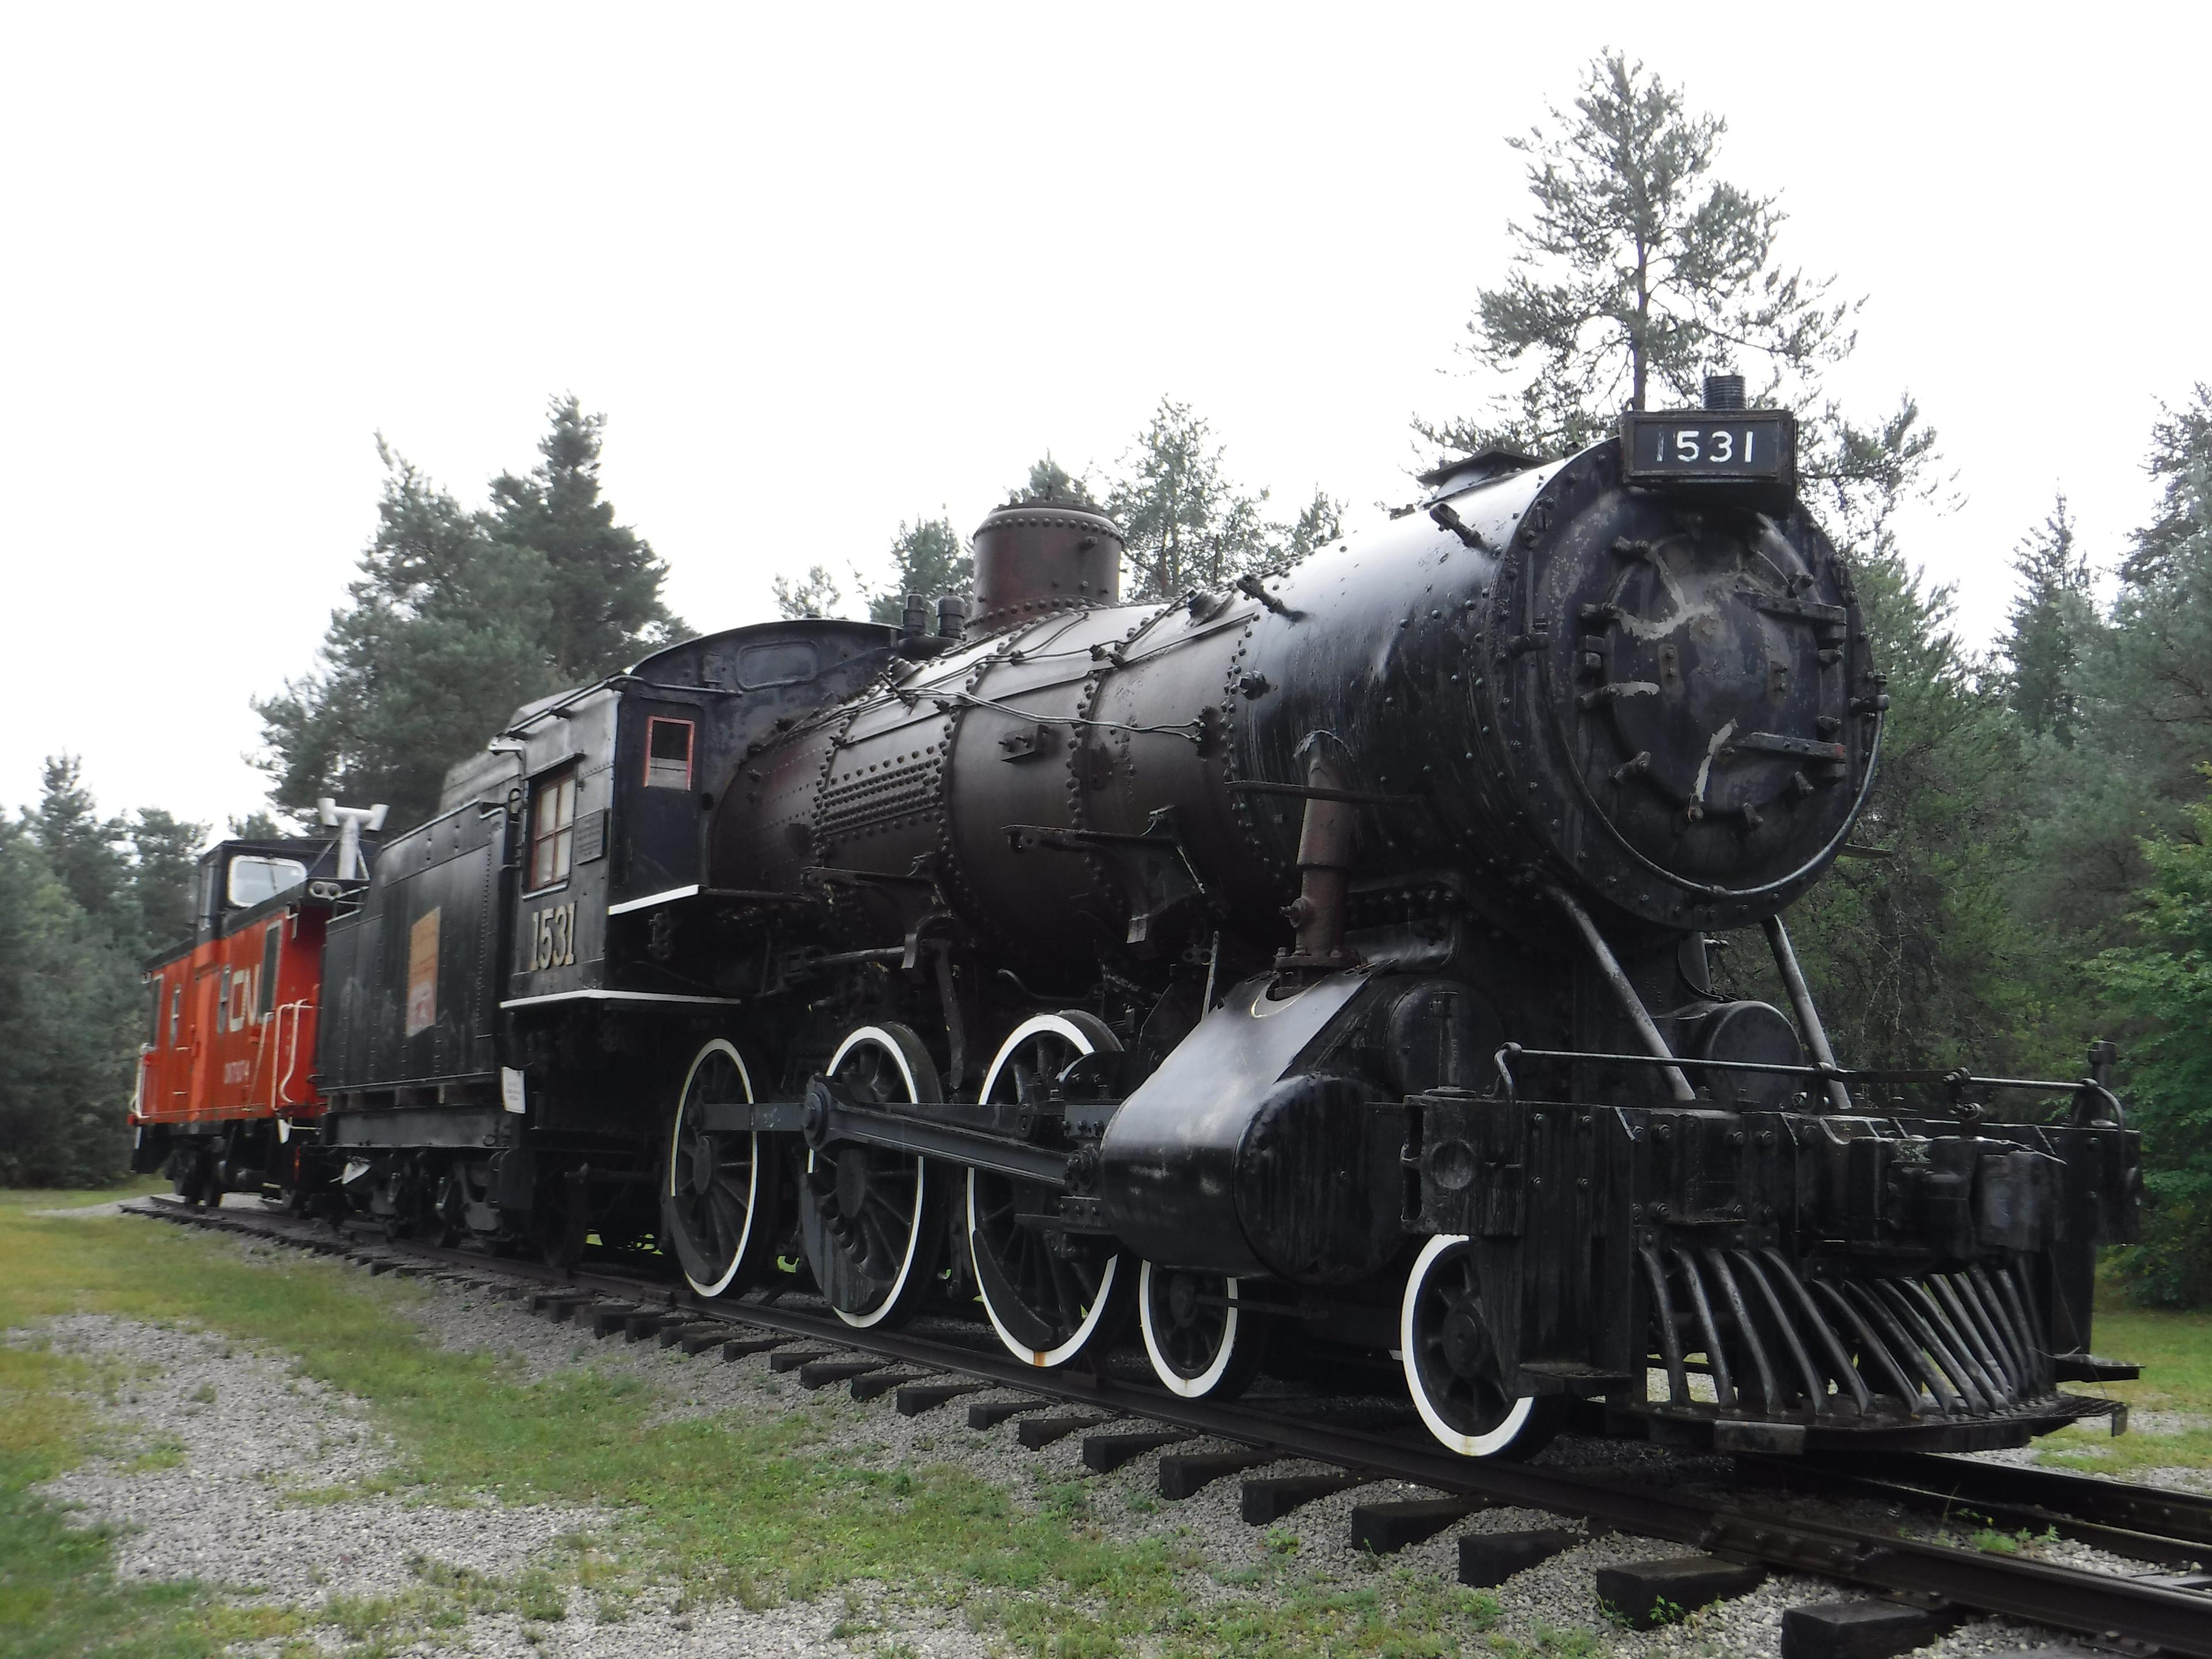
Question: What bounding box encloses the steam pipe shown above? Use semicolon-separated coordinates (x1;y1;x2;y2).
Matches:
1762;914;1854;1111
1543;885;1696;1102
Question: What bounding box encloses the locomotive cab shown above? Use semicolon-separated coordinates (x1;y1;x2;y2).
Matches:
310;618;915;1255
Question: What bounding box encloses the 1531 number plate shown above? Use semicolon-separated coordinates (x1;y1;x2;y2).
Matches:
1620;411;1796;487
528;902;577;971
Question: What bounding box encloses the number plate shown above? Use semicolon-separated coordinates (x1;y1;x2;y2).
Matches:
1620;411;1795;487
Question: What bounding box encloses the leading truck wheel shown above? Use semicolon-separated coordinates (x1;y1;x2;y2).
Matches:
1400;1234;1562;1459
1138;1262;1269;1399
968;1013;1132;1369
663;1039;782;1298
800;1024;946;1331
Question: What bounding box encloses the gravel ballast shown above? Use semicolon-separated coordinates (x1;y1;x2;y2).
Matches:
17;1210;2200;1658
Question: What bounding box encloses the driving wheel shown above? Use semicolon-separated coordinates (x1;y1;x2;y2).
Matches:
968;1013;1131;1368
663;1039;781;1298
800;1024;946;1330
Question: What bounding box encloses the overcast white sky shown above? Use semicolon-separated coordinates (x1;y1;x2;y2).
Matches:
2;4;2205;833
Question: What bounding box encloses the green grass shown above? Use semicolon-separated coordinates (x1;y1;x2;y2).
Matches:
2037;1289;2212;1475
0;1191;1526;1657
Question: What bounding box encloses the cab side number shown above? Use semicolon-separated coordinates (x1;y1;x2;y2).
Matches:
530;902;577;971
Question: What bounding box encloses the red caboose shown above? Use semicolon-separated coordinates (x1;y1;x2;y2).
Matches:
131;827;374;1205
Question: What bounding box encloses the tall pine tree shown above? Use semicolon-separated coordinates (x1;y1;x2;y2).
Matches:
256;402;684;831
1107;399;1282;601
1418;50;1854;461
2002;493;2094;745
488;396;681;681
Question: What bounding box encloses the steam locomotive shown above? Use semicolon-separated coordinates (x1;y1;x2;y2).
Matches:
133;382;2140;1460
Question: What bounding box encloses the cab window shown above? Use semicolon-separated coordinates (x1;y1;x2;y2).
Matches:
529;767;578;889
645;718;694;789
228;855;306;908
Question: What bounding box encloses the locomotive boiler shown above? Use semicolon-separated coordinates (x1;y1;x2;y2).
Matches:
222;377;2138;1464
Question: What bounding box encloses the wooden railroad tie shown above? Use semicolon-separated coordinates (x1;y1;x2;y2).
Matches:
896;1382;989;1416
720;1336;787;1362
797;1359;888;1391
1240;1471;1368;1525
1349;1497;1487;1555
1459;1528;1578;1586
1158;1449;1278;1499
1016;1412;1119;1450
1080;1431;1194;1474
1595;1556;1767;1630
1779;1599;1961;1659
850;1369;931;1402
766;1349;831;1374
967;1399;1051;1430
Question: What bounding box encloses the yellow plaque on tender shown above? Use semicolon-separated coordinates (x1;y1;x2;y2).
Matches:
406;907;441;1037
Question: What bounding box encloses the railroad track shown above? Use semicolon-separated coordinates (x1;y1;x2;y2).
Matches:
131;1198;2212;1658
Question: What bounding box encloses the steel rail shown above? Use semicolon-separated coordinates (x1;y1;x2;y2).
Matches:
1744;1449;2212;1566
129;1200;2212;1657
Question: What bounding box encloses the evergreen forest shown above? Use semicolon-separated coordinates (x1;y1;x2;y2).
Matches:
3;55;2206;1310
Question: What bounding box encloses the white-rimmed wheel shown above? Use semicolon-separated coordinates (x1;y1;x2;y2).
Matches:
969;1013;1132;1369
663;1039;781;1299
1138;1262;1269;1399
801;1024;947;1330
1401;1234;1562;1459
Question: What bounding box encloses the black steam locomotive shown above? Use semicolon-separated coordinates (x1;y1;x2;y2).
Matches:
279;385;2139;1460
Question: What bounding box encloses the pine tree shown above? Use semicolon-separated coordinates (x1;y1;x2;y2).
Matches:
1017;454;1093;503
0;819;139;1185
2123;384;2212;584
2092;785;2212;1305
488;396;683;680
771;565;846;620
255;444;554;829
1107;399;1282;601
26;756;132;938
861;517;974;626
128;809;209;952
1283;488;1346;562
256;401;681;831
2029;397;2212;944
1417;51;1854;462
3;763;201;1185
2002;493;2094;745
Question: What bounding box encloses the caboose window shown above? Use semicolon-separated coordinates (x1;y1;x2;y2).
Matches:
258;925;281;1019
645;718;694;789
530;767;578;889
169;985;181;1046
147;979;165;1047
228;855;306;908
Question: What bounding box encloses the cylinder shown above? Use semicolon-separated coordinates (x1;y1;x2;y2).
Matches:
971;498;1124;620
